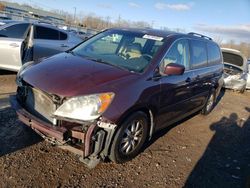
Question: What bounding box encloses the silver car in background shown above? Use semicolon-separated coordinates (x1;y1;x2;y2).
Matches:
222;48;248;93
246;59;250;90
0;20;83;71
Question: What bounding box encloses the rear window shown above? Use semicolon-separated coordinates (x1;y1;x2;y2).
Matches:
0;23;29;38
207;42;221;65
35;26;59;40
190;40;208;69
222;52;243;67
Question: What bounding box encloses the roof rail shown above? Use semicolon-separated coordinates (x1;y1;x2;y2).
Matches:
188;32;212;41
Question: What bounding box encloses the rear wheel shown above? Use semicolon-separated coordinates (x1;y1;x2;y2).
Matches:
201;91;215;115
109;112;149;163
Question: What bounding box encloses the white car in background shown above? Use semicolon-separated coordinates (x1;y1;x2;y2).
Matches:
0;20;83;72
246;59;250;90
221;48;248;93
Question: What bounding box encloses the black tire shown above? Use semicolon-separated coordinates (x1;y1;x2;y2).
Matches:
201;91;215;115
240;87;245;93
109;111;149;163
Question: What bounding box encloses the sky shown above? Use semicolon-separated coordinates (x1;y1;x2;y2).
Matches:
8;0;250;43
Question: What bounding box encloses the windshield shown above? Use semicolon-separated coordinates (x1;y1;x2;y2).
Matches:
72;30;164;73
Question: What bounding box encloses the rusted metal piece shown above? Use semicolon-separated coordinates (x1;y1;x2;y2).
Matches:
71;130;85;141
84;123;96;157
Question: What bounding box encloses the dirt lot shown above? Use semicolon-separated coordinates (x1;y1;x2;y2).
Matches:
0;70;250;188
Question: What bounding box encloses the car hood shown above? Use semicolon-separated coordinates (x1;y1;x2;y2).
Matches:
222;49;248;71
22;52;135;97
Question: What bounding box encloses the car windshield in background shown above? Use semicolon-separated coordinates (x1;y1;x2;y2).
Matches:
72;30;164;73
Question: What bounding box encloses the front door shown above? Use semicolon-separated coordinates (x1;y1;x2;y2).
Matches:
156;39;195;130
0;23;31;71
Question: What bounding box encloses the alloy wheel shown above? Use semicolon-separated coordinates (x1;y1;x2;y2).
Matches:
119;120;143;154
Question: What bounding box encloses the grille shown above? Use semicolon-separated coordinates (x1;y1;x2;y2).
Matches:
24;87;57;124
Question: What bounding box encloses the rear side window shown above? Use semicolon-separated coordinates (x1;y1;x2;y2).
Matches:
207;42;221;65
35;26;59;40
190;40;208;69
0;23;29;38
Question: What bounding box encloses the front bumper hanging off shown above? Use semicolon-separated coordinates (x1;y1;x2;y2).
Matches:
10;95;117;168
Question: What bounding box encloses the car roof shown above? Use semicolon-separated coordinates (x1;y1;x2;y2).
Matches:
0;20;17;25
108;27;215;42
109;27;177;38
0;20;68;33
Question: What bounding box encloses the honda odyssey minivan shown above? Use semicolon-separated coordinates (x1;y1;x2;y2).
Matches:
11;28;223;168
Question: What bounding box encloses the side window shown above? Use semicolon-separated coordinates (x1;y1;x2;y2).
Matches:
161;39;190;74
59;31;67;40
35;26;59;40
207;42;221;65
0;23;29;39
190;40;208;69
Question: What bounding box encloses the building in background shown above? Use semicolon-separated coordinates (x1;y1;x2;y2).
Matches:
0;1;65;24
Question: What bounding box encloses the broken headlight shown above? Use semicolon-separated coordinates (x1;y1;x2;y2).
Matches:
54;93;115;121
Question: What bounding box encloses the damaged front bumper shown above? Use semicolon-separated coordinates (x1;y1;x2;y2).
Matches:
10;95;117;168
223;75;247;91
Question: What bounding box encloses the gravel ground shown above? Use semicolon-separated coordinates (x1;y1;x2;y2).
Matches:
0;70;250;188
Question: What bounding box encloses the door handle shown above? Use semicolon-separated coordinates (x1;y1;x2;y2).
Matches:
9;43;19;47
61;44;69;48
185;77;192;83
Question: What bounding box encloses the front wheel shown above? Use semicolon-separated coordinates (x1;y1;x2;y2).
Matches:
201;91;215;115
109;112;149;163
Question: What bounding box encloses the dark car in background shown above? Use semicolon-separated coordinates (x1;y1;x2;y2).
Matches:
11;28;223;168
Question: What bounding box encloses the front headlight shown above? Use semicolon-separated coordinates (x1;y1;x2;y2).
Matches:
54;92;115;121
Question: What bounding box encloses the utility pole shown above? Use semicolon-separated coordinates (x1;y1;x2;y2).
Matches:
151;20;155;28
118;14;121;27
73;7;76;25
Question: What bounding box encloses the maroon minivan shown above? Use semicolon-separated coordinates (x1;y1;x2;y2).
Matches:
11;28;223;168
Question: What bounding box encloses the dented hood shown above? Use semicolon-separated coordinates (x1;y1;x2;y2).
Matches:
21;52;134;97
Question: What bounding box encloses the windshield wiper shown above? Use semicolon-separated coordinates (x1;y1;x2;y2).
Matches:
85;57;130;72
67;50;75;56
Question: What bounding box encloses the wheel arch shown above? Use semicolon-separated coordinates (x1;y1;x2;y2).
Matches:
106;105;157;158
116;105;157;139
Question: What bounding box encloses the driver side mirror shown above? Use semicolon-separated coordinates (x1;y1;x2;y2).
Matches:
164;63;185;75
